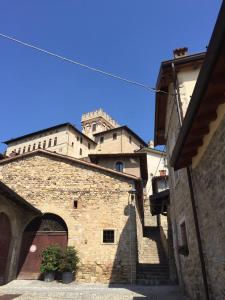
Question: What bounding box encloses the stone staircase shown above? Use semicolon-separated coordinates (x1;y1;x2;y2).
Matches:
137;226;170;285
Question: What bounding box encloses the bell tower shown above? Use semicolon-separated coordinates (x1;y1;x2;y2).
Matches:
81;109;120;139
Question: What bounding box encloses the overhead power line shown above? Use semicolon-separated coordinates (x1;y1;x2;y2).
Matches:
0;33;168;94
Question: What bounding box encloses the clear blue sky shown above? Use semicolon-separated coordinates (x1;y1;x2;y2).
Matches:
0;0;222;153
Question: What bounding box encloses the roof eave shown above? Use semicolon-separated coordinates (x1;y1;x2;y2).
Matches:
171;2;225;170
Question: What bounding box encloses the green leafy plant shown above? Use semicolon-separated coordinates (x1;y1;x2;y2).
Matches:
59;246;79;273
40;244;62;273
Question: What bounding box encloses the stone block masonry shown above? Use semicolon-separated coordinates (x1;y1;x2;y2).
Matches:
0;152;139;284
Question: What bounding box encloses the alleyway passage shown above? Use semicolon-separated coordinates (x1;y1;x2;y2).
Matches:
0;280;189;300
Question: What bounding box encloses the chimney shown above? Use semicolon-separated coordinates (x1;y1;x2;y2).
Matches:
173;47;188;58
148;140;154;149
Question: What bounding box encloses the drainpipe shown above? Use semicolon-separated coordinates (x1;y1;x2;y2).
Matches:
171;62;183;125
172;63;210;300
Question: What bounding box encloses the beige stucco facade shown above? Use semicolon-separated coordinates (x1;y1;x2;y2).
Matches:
5;110;146;159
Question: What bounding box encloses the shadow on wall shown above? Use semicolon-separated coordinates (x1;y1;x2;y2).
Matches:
108;202;137;284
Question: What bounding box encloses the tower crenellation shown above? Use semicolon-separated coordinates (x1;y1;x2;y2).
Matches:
81;108;120;138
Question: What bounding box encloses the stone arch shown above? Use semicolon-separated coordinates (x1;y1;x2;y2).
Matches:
17;213;68;279
0;213;11;284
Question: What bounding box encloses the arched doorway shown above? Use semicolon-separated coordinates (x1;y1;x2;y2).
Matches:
0;213;11;284
18;213;68;279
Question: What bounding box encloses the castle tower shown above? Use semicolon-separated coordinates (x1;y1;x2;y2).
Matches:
81;109;120;139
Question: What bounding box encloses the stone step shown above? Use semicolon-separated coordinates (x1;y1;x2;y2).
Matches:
136;279;171;286
137;274;169;280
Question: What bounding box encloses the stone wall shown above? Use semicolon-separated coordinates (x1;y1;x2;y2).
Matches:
165;89;205;299
0;193;39;283
0;153;138;283
192;114;225;300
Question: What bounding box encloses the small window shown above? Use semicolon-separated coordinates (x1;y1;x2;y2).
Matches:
115;161;124;172
92;123;96;132
77;136;79;141
18;148;21;154
28;145;31;152
33;144;36;150
113;133;117;140
103;230;115;243
129;136;132;144
80;137;83;144
180;222;188;248
73;200;78;209
23;147;26;153
43;140;46;149
48;139;52;148
38;142;41;149
72;142;74;147
54;137;57;146
80;148;82;156
100;136;104;144
88;143;91;150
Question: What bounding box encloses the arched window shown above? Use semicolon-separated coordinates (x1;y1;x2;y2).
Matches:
54;137;57;146
92;123;97;132
48;139;52;148
115;161;124;172
33;144;36;150
43;140;46;149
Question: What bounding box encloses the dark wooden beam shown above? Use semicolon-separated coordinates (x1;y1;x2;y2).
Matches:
189;127;210;137
196;111;217;123
181;149;198;157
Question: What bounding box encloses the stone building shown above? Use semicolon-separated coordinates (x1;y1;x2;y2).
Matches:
0;107;170;285
154;2;225;299
0;150;143;283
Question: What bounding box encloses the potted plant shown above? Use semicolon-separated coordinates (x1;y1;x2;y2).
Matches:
40;244;62;282
59;246;79;284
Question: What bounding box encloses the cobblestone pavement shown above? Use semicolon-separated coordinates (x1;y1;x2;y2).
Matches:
0;280;190;300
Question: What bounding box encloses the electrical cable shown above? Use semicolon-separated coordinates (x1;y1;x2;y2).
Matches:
0;33;168;94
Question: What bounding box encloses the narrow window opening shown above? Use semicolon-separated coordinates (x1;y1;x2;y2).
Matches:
103;230;115;243
54;137;57;146
115;161;124;172
48;139;52;148
180;222;188;248
92;123;96;132
23;147;26;153
80;148;82;156
100;136;104;144
88;143;91;150
72;142;74;147
43;141;46;149
73;200;78;209
33;144;36;150
38;142;41;149
113;133;117;140
80;137;83;144
77;136;79;141
28;145;31;152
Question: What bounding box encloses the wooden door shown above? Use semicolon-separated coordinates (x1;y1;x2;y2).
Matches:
18;231;67;279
